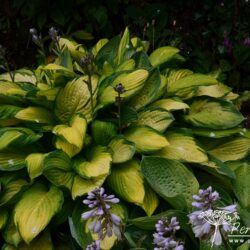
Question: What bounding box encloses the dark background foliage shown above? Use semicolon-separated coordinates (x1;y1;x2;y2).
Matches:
0;0;250;91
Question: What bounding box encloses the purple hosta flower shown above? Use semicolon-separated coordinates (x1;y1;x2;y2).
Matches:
29;28;43;48
153;217;184;250
115;83;126;94
223;36;233;53
243;37;250;47
49;27;60;43
29;28;37;35
81;187;122;240
79;53;94;70
192;186;219;210
86;240;100;250
188;186;238;246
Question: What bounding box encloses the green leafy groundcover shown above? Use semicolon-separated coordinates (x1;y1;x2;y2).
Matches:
0;27;249;249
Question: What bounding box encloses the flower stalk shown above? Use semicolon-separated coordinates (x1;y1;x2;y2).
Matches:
115;83;125;133
49;27;61;55
29;28;47;63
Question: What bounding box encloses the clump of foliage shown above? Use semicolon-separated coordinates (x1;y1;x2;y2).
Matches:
0;27;250;250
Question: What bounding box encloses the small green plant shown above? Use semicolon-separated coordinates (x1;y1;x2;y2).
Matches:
0;27;249;249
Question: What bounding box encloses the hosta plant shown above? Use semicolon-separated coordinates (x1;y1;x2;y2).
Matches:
0;27;250;250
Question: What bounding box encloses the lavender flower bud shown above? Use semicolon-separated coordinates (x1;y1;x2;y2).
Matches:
153;217;184;250
82;210;96;220
110;214;121;226
192;186;219;210
115;83;126;94
49;27;59;43
79;53;94;72
29;28;37;35
86;240;100;250
90;220;102;234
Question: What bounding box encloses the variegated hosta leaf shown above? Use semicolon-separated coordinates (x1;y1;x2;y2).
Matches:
167;71;217;99
55;75;99;123
108;136;135;163
107;159;145;204
132;51;151;70
0;105;22;119
166;68;193;83
16;231;54;250
185;97;244;129
116;59;135;72
73;146;112;178
207;137;250;162
0;209;8;230
0;81;27;97
197;154;236;179
132;37;149;52
154;74;168;99
0;178;29;206
0;105;54;125
224;91;239;101
25;153;46;180
149;46;180;67
101;61;114;79
141;157;199;210
36;85;60;101
155;130;208;163
124;126;169;153
41;64;76;84
232;162;250;209
140;183;159;216
196;82;231;98
14;184;63;243
98;69;149;106
95;35;120;67
91;120;117;146
71;175;107;199
0;69;37;84
150;98;189;111
53;114;87;157
0;152;27;171
0;127;42;151
132;107;174;133
92;38;109;57
43;150;74;190
15;106;55;124
117;26;130;65
3;213;22;246
192;127;246;138
128;69;161;110
0;118;20;127
59;37;86;61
